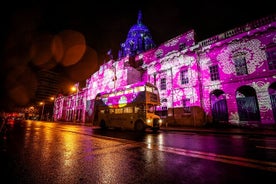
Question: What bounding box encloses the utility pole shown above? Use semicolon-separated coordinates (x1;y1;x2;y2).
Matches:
71;84;79;123
40;102;45;120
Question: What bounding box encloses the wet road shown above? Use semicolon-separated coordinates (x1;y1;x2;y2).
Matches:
1;120;276;184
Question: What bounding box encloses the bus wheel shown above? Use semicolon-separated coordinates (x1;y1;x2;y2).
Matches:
135;120;145;132
100;120;106;129
152;128;159;133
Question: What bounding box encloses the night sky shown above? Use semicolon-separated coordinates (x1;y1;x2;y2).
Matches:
0;0;275;111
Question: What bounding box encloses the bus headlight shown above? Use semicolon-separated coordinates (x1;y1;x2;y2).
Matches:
158;119;162;125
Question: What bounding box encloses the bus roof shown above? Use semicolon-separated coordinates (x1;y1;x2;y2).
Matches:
97;82;157;96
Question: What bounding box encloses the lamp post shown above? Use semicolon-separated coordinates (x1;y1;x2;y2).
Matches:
50;97;55;121
71;85;79;123
39;102;45;120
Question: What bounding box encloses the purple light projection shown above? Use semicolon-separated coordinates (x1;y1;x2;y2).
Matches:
54;13;276;127
118;10;156;59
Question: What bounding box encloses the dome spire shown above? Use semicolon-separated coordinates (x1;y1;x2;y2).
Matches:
118;10;155;59
137;10;142;25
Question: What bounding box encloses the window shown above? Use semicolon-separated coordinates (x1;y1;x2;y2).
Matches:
179;43;186;51
115;108;123;114
266;47;276;70
233;52;248;76
134;106;140;113
124;107;133;113
147;105;155;113
116;90;123;95
162;106;167;110
209;65;220;81
155;49;163;58
153;88;159;94
160;78;166;90
161;98;167;103
76;98;79;106
134;86;144;92
101;94;109;98
183;98;191;113
180;69;189;84
161;106;168;117
146;86;153;92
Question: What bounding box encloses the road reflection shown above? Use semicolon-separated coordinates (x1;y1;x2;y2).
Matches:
2;121;276;184
92;128;276;173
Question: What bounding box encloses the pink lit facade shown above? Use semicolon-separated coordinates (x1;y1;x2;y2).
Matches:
54;13;276;128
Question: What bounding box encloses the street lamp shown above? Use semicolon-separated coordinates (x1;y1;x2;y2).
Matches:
50;97;55;121
71;85;79;123
39;102;45;120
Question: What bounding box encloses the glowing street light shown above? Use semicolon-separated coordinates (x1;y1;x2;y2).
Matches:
50;97;55;121
71;84;79;123
71;86;77;93
39;102;45;120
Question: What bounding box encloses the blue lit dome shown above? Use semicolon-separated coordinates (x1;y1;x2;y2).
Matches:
118;10;155;59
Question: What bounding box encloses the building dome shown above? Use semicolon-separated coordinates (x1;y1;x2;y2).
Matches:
118;10;155;59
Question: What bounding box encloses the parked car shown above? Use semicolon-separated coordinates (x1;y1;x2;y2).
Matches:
6;116;24;126
14;116;24;123
6;116;15;125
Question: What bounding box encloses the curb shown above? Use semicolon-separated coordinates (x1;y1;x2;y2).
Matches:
160;127;276;137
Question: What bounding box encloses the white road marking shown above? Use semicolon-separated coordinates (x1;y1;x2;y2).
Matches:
151;146;276;172
256;146;276;150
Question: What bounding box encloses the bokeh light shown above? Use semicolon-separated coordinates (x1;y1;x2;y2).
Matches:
30;33;57;67
53;30;87;67
65;46;98;82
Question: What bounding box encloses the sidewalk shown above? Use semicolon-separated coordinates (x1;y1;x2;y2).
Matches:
160;125;276;137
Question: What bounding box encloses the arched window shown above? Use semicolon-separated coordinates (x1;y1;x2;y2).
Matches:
233;52;248;76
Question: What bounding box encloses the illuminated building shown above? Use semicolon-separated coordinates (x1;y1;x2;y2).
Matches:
54;12;276;128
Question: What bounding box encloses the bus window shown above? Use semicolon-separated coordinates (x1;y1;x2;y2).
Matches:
115;108;123;114
125;88;132;94
134;106;140;113
109;109;114;114
136;105;145;113
100;110;105;114
124;107;133;113
134;86;144;92
146;86;153;92
102;94;109;98
117;90;123;96
147;104;155;113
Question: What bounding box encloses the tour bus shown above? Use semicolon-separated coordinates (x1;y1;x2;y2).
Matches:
93;82;162;132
